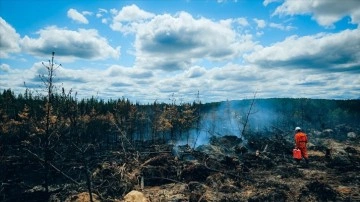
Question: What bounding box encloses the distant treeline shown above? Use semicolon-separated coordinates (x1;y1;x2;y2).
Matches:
1;89;359;146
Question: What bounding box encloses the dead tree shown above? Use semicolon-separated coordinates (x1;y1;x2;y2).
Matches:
41;52;61;193
241;91;257;137
23;52;72;194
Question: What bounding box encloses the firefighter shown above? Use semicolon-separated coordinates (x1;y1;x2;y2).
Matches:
294;127;309;165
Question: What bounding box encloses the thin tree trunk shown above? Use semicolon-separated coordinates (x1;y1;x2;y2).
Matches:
84;162;94;202
241;91;257;137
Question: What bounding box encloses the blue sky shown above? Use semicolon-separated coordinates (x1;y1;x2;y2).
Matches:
1;0;359;103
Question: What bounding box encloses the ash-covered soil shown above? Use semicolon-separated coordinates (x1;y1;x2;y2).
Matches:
132;134;360;202
2;129;360;202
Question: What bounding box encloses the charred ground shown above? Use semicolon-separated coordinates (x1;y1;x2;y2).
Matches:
3;129;359;202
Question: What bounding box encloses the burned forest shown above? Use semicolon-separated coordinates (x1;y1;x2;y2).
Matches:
1;87;360;202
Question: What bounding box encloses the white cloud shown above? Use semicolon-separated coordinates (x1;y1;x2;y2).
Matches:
110;8;118;15
269;22;295;31
67;8;89;24
134;12;257;71
113;4;155;21
110;4;155;33
96;8;108;18
253;18;266;29
99;8;108;13
0;62;42;94
102;19;108;24
244;28;360;72
234;17;249;27
0;17;21;58
272;0;360;27
0;63;10;72
217;0;239;3
82;11;93;16
256;31;264;37
1;58;359;103
185;66;206;78
263;0;281;6
105;65;153;79
21;26;120;60
95;8;110;25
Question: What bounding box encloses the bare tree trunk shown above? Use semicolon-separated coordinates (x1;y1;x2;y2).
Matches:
84;161;94;202
241;91;257;137
43;52;57;193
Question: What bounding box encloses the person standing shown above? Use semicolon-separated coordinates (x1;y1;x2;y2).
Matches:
294;127;309;165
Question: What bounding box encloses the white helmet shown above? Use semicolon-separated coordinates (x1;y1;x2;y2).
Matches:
295;127;301;131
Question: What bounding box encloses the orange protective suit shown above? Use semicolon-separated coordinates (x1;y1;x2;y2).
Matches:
294;131;308;159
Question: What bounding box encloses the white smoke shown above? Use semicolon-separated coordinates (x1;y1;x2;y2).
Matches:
184;100;279;148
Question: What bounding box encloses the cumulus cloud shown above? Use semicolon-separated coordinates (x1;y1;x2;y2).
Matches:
271;0;360;27
0;63;10;72
0;62;157;102
269;22;295;31
263;0;281;6
21;26;120;60
134;12;256;71
97;9;106;18
67;8;89;24
0;62;43;94
253;18;266;29
98;8;108;14
244;28;360;72
1;59;360;103
0;17;21;58
110;4;155;34
113;4;155;21
105;65;153;79
217;0;240;3
234;17;249;27
101;19;108;24
82;11;93;16
96;8;110;24
185;66;207;78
